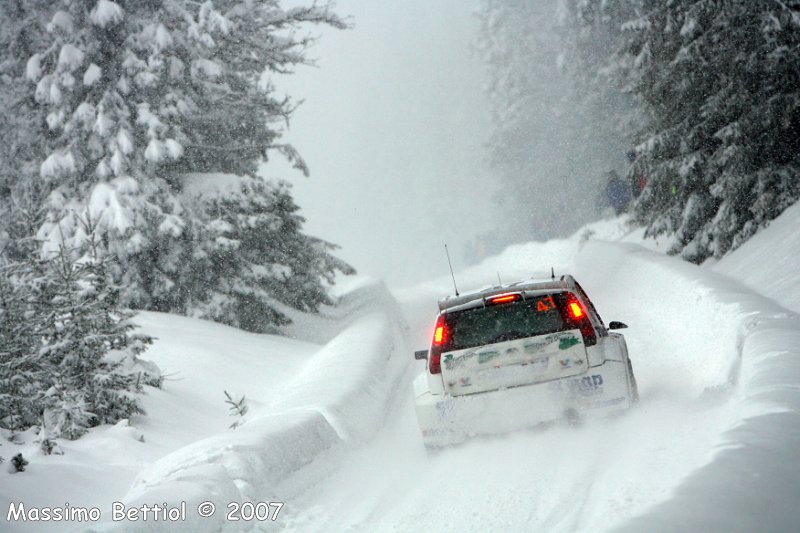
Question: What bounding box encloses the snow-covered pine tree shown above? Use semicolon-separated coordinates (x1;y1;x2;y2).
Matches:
10;1;352;330
30;231;160;439
619;1;800;262
0;2;51;232
183;174;355;332
0;256;42;431
0;197;51;431
0;210;161;438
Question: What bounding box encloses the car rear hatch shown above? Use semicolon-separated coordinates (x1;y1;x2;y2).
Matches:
438;292;590;396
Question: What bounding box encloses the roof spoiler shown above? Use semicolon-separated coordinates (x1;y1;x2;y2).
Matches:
437;276;573;311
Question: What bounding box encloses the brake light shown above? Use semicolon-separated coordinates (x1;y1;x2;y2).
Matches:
488;293;521;305
564;294;596;347
429;315;446;374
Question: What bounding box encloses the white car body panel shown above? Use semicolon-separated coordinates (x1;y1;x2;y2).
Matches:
440;329;588;396
414;334;636;448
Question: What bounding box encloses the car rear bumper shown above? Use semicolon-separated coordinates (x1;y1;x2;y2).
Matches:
414;360;634;448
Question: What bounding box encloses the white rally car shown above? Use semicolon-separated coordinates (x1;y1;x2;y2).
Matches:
413;275;638;448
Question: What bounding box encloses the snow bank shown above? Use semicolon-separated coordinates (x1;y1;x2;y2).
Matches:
0;310;318;533
88;281;408;532
578;241;743;398
282;275;407;345
617;314;800;532
713;201;800;314
272;312;403;443
577;241;800;532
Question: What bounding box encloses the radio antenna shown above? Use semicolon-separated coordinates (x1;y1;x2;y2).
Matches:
497;271;502;286
444;244;459;296
551;267;555;280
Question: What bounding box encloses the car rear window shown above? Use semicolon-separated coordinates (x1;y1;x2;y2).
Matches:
443;293;569;351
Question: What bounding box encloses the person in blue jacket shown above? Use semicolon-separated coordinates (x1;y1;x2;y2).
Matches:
605;170;631;215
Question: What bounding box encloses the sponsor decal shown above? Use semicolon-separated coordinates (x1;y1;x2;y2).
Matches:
549;374;604;396
558;336;580;350
558;357;585;369
529;356;549;370
523;340;551;353
444;351;474;370
478;356;548;381
524;331;582;354
478;351;501;364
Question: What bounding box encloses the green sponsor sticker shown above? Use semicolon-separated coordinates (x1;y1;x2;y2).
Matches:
559;336;580;350
478;351;500;364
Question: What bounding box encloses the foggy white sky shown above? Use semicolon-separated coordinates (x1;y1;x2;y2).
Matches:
262;0;495;286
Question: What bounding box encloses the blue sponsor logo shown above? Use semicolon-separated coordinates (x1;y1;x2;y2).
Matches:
549;374;604;396
559;358;585;369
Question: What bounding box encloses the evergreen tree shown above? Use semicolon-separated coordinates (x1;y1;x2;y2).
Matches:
2;1;353;330
0;2;51;228
0;218;161;438
0;257;41;431
617;1;800;261
481;1;799;260
183;174;355;332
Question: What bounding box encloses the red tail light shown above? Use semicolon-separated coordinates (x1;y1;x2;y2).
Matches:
434;325;444;344
564;294;596;347
568;302;584;319
429;314;446;374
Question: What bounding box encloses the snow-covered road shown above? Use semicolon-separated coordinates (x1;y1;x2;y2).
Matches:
273;232;800;532
5;218;797;533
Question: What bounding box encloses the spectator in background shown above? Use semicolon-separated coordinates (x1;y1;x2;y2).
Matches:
605;170;631;215
627;148;647;198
